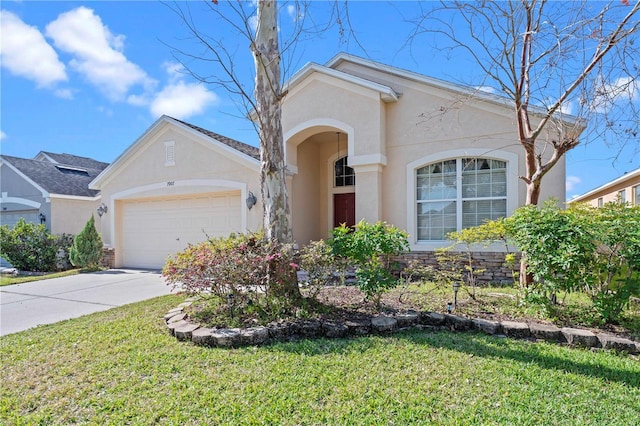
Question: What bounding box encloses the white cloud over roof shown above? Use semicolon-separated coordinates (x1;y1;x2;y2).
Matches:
45;6;155;101
149;63;218;119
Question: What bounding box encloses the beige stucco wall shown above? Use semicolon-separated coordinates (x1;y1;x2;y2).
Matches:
50;197;102;235
92;120;262;266
283;63;567;248
576;174;640;207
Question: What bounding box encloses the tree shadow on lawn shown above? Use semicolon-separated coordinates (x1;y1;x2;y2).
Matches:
267;330;640;389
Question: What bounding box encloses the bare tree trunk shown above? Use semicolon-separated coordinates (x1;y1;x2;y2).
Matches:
251;0;300;301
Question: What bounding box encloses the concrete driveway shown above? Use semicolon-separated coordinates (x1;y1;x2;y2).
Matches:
0;269;175;336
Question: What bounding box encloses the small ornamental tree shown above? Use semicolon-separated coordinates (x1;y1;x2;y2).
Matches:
69;215;103;269
329;220;410;307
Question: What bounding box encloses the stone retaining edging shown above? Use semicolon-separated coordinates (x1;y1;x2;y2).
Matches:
164;300;640;355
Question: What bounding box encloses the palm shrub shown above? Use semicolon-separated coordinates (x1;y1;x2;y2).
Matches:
329;220;409;307
69;215;103;269
0;218;58;272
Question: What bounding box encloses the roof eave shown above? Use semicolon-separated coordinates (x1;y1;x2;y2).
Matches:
569;168;640;203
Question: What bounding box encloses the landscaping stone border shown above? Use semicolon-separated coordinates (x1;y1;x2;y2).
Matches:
164;300;640;356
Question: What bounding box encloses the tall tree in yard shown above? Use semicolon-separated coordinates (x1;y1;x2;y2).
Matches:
413;0;640;206
251;0;291;244
413;1;640;286
170;0;333;300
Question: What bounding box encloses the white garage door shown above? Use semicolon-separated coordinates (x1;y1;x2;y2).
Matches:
0;210;40;228
121;192;241;269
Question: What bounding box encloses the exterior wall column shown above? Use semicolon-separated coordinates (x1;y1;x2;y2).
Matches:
353;164;383;223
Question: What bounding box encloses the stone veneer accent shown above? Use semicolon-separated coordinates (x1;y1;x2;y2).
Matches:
100;247;115;269
164;300;640;356
391;251;519;284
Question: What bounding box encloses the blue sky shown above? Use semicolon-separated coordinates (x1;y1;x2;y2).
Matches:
1;1;638;200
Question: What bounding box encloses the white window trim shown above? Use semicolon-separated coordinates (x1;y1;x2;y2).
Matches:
406;148;519;251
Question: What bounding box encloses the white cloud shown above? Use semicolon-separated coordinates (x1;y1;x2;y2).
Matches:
475;86;496;94
0;10;67;87
0;130;6;141
54;88;74;100
148;63;218;119
566;175;581;191
45;7;155;101
559;101;574;115
592;75;639;112
287;4;304;22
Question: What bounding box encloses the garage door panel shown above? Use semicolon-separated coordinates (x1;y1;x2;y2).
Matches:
122;192;241;269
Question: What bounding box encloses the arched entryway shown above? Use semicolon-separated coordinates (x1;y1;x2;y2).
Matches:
286;127;354;244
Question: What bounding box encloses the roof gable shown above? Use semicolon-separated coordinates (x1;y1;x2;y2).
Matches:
35;151;110;170
90;115;259;190
1;154;107;198
323;52;581;126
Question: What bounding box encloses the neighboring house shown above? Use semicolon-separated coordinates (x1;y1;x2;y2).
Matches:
0;152;109;235
570;167;640;207
90;53;578;270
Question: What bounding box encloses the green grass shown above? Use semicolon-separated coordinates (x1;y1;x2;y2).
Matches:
1;295;639;425
392;282;640;339
0;269;79;287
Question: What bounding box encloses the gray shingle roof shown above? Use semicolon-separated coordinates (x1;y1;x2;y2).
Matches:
171;118;260;160
39;152;110;170
1;154;108;197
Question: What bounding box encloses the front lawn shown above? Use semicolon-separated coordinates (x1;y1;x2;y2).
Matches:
0;269;79;287
1;294;638;425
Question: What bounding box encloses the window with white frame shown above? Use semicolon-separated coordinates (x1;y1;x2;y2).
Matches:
334;156;355;187
618;189;626;204
597;197;604;208
634;185;640;206
416;157;507;240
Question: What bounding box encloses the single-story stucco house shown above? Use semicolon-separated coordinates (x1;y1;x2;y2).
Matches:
89;53;576;271
0;152;108;234
570;167;640;207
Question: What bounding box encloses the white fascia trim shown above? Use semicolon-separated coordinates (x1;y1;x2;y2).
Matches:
0;194;41;209
285;62;399;103
48;194;101;201
90;115;170;189
169;118;260;170
569;167;640;203
90;116;259;190
406;148;519;249
0;159;49;199
34;152;58;163
349;154;387;167
326;52;581;126
108;179;249;254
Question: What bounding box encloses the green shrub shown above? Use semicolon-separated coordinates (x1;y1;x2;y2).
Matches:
504;200;640;322
438;219;515;299
163;232;302;321
69;215;103;269
329;220;409;307
297;239;347;298
0;218;58;272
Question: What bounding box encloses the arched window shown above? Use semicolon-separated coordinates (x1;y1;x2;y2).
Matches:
416;157;507;240
334;156;355;187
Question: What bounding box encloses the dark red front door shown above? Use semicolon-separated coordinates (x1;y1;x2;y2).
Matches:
334;193;356;228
